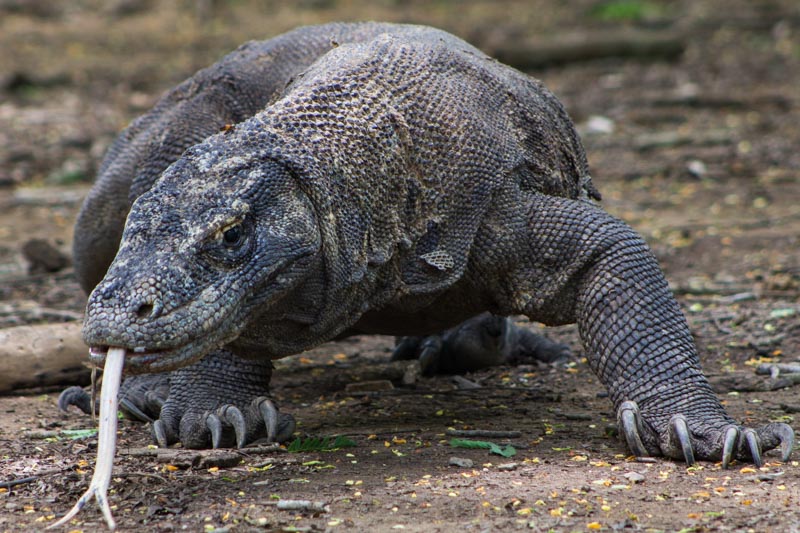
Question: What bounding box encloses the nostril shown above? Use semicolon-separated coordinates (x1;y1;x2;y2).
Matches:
136;302;154;319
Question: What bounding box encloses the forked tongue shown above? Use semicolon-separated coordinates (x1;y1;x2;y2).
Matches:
48;347;125;530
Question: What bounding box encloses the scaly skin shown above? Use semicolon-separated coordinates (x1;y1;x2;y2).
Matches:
68;23;792;464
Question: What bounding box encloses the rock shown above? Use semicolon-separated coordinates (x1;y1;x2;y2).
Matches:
448;457;474;468
21;238;70;274
582;115;615;136
686;159;707;178
451;375;481;390
623;471;645;483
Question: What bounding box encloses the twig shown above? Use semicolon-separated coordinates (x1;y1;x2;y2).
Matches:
114;472;169;483
712;316;733;335
118;445;282;457
756;363;800;377
445;429;522;439
265;500;330;512
0;468;63;489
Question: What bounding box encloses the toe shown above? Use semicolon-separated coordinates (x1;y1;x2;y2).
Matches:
742;429;762;467
58;386;94;415
218;405;247;448
119;398;155;423
721;426;739;469
256;397;279;442
205;413;223;449
152;419;172;448
756;423;794;463
617;401;649;458
275;413;297;443
667;415;695;466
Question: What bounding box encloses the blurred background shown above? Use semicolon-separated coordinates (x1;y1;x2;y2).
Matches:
0;0;799;330
2;4;800;530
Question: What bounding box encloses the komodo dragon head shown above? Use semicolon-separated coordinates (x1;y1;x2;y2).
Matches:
82;135;321;373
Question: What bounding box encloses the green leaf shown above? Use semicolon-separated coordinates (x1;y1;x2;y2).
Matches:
449;438;517;457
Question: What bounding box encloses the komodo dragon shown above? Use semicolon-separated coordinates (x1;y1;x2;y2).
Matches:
60;22;793;466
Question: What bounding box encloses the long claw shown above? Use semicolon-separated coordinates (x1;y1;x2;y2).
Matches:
721;426;739;469
744;429;762;467
669;415;695;466
258;398;279;442
275;414;297;443
119;398;154;423
618;401;649;458
219;405;247;449
153;419;169;448
418;336;443;376
58;386;93;415
145;391;165;411
206;413;223;449
774;423;795;462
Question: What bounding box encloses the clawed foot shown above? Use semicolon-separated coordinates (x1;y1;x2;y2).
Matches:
392;313;570;376
59;349;296;449
154;395;296;449
617;400;794;467
59;374;169;423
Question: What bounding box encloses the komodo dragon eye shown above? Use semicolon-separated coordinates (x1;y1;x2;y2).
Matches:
222;225;243;248
201;219;251;268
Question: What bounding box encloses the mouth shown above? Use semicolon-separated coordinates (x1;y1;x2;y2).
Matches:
89;344;205;373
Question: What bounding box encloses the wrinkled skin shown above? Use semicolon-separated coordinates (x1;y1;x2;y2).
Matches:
62;22;793;465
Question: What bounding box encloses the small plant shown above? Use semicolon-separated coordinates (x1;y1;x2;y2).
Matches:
590;0;658;22
449;438;517;458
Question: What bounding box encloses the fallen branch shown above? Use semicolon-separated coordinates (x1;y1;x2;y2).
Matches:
490;29;686;70
117;444;293;470
10;186;88;207
1;468;63;489
445;429;522;439
0;301;82;324
0;321;89;393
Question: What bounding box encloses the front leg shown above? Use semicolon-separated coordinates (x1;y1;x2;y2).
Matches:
59;350;296;449
153;349;295;449
497;194;793;465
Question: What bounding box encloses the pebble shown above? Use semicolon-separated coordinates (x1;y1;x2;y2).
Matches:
623;471;646;483
583;115;615;135
686;159;707;178
21;238;70;274
448;457;474;468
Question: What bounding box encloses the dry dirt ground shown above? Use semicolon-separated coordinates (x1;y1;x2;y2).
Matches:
2;1;800;531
